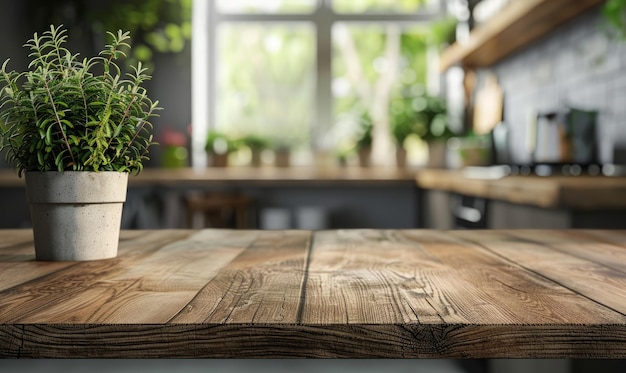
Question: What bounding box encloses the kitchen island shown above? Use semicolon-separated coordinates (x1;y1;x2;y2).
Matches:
1;228;626;358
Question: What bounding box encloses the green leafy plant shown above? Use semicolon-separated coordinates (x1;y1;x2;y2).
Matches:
0;24;160;176
355;111;373;149
603;0;626;38
27;0;192;72
390;92;453;144
205;131;237;154
428;15;458;48
239;134;271;151
390;97;417;146
411;94;453;143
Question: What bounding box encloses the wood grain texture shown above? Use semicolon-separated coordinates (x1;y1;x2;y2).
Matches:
439;0;604;71
415;169;626;209
2;229;626;358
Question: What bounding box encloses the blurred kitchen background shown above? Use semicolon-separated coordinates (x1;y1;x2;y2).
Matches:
1;0;626;232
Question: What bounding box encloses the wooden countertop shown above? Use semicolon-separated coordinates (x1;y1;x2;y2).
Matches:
0;167;417;188
416;168;626;210
3;167;626;210
2;228;626;358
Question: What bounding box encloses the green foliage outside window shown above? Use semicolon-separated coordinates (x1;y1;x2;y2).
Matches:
26;0;192;71
604;0;626;38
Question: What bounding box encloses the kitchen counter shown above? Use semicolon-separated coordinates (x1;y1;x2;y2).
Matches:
2;228;626;358
0;166;418;188
415;168;626;210
0;167;420;229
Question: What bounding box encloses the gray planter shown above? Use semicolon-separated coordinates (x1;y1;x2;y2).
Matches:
25;172;128;261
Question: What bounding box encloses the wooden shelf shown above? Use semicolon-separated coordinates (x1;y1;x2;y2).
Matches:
439;0;605;72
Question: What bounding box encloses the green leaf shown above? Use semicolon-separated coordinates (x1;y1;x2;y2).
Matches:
45;125;52;145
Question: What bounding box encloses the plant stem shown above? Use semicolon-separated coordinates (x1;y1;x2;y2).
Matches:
43;79;74;167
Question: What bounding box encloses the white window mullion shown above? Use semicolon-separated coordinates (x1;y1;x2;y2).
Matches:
313;0;333;152
192;0;213;168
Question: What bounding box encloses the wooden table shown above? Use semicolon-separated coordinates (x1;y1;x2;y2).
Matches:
2;229;626;358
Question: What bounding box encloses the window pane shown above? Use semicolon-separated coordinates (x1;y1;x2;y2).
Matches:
216;23;315;151
332;23;431;162
217;0;316;14
331;0;436;14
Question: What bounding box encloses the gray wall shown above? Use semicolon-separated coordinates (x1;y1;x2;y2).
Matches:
475;7;625;165
0;0;192;168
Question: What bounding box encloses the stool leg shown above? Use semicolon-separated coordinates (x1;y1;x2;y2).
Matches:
236;206;247;229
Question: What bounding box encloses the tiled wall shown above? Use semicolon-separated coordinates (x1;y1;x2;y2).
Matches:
480;7;626;164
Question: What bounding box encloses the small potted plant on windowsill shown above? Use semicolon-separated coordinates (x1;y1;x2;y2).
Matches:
273;142;291;168
205;130;237;167
413;94;453;168
240;134;270;167
390;97;417;168
355;111;373;167
0;25;159;261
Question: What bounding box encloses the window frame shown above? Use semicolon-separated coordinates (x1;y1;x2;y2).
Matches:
192;0;445;167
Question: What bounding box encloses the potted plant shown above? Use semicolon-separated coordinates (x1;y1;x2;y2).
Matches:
240;134;270;167
205;130;237;167
355;111;373;167
412;94;454;168
160;127;189;168
0;25;159;261
270;138;293;168
390;97;417;168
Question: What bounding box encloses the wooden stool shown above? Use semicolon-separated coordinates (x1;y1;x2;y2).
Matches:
184;192;251;229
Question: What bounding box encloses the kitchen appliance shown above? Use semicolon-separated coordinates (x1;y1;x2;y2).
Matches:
533;108;597;166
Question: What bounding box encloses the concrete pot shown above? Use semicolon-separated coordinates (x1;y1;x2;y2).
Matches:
25;171;128;261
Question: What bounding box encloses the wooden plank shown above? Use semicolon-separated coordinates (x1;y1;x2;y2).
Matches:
0;262;73;293
0;230;75;292
12;230;254;324
454;230;626;316
0;229;35;261
508;230;626;274
0;230;193;323
302;230;626;326
171;230;311;324
406;230;626;324
3;322;626;358
301;229;461;324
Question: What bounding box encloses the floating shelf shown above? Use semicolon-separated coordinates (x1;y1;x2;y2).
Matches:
439;0;605;72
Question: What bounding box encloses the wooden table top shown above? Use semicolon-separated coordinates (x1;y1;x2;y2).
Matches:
416;168;626;210
2;229;626;358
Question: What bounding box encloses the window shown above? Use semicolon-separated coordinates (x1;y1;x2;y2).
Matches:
216;23;315;149
192;0;444;167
